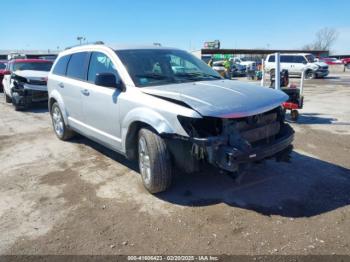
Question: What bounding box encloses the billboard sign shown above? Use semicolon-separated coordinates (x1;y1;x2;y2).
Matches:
204;40;220;49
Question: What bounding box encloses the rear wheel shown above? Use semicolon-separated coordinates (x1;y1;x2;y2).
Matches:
138;128;172;193
51;102;75;140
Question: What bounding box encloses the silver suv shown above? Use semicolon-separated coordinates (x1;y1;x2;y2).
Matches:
48;43;294;193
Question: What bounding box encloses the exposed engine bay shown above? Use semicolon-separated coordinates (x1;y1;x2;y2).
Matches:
165;106;294;174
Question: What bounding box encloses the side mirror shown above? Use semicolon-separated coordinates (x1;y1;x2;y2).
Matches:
3;70;11;75
302;61;307;65
95;72;124;90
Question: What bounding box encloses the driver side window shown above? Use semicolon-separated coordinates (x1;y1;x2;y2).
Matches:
88;52;120;83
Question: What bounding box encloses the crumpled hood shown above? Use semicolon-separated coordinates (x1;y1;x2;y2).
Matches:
141;80;288;118
13;70;49;80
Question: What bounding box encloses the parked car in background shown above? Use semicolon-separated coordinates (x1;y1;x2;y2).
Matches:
230;57;257;69
47;43;293;193
39;55;58;62
318;57;343;65
7;52;27;60
0;60;8;92
264;53;329;79
212;60;226;76
212;60;246;78
231;63;246;77
341;58;350;69
2;59;53;110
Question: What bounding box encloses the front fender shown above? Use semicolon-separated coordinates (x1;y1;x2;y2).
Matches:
48;90;68;125
121;107;177;151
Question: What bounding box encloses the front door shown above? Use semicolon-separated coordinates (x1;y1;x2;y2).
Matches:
81;51;122;151
292;55;308;76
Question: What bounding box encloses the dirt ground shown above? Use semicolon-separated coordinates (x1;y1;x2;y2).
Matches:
0;73;350;256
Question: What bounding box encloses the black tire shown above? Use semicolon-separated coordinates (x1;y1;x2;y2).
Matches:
14;105;24;111
291;110;299;122
138;128;172;193
346;63;350;70
5;93;12;103
305;70;316;79
50;102;75;140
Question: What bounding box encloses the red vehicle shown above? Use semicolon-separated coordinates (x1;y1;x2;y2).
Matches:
2;59;53;109
318;57;343;65
341;58;350;69
0;60;8;92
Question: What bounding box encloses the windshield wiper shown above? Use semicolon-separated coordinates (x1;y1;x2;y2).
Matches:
175;72;221;79
135;73;174;80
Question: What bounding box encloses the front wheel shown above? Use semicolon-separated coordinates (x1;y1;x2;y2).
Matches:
5;93;12;103
138;128;172;193
51;102;75;140
305;70;316;79
291;110;299;121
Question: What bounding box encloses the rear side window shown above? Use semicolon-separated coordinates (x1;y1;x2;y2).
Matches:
52;55;70;76
87;52;120;83
66;52;89;80
280;56;294;63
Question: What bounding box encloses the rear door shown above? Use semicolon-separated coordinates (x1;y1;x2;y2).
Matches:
81;51;122;151
63;52;90;128
280;55;294;72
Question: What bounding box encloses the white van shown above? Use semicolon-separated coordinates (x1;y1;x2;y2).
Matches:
264;53;329;79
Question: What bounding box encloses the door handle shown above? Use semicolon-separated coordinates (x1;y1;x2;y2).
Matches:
58;82;64;88
81;89;90;96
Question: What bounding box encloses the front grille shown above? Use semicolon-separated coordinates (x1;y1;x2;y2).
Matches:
224;108;282;145
31;90;48;101
28;79;47;85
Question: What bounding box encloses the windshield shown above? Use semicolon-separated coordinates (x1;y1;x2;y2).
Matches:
116;49;222;87
13;62;53;72
305;55;315;63
0;62;6;70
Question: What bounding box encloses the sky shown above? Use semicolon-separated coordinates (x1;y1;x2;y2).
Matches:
1;0;350;54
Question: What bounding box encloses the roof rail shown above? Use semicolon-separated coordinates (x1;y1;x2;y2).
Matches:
64;41;105;50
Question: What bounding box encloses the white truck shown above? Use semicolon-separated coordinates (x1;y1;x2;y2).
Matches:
264;53;329;79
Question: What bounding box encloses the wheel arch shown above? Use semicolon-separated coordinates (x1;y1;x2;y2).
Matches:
121;108;176;159
48;90;68;125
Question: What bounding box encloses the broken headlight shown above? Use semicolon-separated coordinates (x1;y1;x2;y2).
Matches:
12;75;27;89
177;115;223;137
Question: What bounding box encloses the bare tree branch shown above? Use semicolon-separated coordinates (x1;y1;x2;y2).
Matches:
302;27;338;51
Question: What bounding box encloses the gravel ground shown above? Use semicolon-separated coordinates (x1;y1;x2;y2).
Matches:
0;73;350;255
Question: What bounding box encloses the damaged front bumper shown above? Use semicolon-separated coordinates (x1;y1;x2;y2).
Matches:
207;125;294;172
11;83;48;109
165;124;294;173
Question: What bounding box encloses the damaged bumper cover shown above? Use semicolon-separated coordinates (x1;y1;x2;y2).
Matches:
164;124;294;173
11;83;48;108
